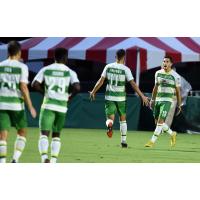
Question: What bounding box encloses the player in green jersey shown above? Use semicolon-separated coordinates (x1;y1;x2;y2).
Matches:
145;56;182;147
0;41;37;163
90;49;149;148
32;48;80;163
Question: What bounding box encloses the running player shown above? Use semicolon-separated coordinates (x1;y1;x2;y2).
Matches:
89;49;149;148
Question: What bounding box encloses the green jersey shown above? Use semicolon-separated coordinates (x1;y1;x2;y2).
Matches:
0;59;29;111
155;69;181;103
101;62;134;101
32;63;79;113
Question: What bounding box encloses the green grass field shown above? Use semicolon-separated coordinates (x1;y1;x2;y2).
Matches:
6;128;200;163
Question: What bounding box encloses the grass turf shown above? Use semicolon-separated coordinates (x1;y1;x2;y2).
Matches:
6;128;200;163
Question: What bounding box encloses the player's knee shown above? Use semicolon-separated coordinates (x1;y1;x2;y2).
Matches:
120;115;126;121
0;131;7;140
41;130;50;137
52;132;60;138
157;119;164;124
17;128;26;137
107;115;115;121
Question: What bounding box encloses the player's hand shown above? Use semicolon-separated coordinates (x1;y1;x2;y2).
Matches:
89;91;96;101
30;107;37;118
68;94;72;102
149;99;155;110
142;96;150;106
176;106;182;116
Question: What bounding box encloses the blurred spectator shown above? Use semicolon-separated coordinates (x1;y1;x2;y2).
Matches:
166;67;200;133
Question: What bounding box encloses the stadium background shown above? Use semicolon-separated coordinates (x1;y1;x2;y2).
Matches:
0;37;200;132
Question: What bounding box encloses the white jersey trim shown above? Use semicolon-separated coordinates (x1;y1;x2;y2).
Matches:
105;96;126;102
0;103;24;111
155;97;173;102
42;104;67;113
106;85;125;92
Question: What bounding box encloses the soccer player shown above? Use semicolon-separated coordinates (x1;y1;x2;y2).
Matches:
89;49;149;148
32;48;80;163
145;56;181;147
0;41;37;163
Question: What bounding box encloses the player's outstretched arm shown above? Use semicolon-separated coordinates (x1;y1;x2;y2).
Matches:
20;82;37;118
150;84;158;109
129;80;149;106
32;81;44;94
89;76;105;101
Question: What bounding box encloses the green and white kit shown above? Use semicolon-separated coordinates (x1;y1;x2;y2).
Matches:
33;63;79;132
0;59;29;130
101;62;133;116
153;68;181;120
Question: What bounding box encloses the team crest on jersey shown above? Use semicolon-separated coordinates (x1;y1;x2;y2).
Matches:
160;78;168;84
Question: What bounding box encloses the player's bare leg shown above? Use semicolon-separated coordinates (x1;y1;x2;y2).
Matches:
145;117;176;147
12;128;27;163
39;131;50;163
106;115;114;138
0;131;8;163
145;118;164;147
119;115;128;148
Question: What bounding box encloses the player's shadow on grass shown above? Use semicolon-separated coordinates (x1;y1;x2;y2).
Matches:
134;147;200;153
146;148;200;153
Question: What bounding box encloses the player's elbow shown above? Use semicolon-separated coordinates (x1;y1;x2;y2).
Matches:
73;83;81;93
99;77;105;86
20;82;28;93
32;81;37;90
32;81;41;92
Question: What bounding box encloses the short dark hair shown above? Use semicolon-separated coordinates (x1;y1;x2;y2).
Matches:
164;55;173;63
8;41;21;56
116;49;126;60
54;48;67;63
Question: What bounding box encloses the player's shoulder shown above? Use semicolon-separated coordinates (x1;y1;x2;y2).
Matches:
68;68;77;75
155;68;163;75
43;63;67;70
0;59;8;66
40;64;52;72
18;60;28;69
44;63;57;69
171;70;181;79
0;59;27;69
156;68;163;73
122;64;131;71
63;64;71;71
13;60;28;70
105;63;114;69
106;62;129;70
171;69;180;76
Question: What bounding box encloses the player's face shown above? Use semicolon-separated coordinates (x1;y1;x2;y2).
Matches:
162;58;172;72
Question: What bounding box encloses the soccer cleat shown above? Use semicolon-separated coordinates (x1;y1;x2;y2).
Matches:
11;159;16;163
121;142;128;148
170;131;177;147
145;141;154;147
106;122;113;138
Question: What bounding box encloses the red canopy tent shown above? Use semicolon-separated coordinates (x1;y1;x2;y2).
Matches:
0;37;200;73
